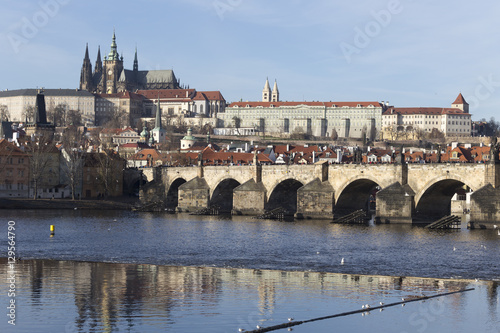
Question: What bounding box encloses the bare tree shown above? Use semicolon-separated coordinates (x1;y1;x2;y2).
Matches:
47;104;66;126
94;150;125;198
22;105;36;122
61;127;85;200
0;105;10;122
25;135;54;199
103;106;127;129
66;109;83;126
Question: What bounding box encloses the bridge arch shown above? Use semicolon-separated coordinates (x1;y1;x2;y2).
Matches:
267;178;304;214
414;176;473;219
335;178;381;214
166;177;187;209
210;178;241;213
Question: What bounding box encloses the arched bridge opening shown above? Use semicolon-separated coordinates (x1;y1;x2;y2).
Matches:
415;179;469;220
166;178;186;210
210;179;241;214
267;179;304;215
336;179;380;216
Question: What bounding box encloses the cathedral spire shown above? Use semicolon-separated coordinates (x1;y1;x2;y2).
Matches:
84;43;90;61
108;29;120;61
94;45;102;74
271;79;279;102
79;43;93;91
133;46;138;72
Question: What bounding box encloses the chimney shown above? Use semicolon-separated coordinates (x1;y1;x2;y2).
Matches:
312;151;316;163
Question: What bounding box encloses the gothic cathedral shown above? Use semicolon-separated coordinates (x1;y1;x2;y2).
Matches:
79;31;181;94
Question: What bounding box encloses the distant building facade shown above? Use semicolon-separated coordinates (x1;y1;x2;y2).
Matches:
0;89;95;126
219;79;384;139
382;94;472;139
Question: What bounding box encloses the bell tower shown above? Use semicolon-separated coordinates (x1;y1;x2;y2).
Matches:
103;30;124;94
262;78;271;102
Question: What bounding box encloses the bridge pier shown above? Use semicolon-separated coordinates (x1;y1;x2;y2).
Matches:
177;177;210;212
296;178;334;219
232;179;267;215
376;182;415;224
469;184;500;229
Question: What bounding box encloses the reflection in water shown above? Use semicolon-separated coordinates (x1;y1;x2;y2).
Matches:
0;258;498;333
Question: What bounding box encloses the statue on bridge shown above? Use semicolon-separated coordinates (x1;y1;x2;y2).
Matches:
198;152;203;166
354;147;363;164
395;145;405;164
490;137;499;163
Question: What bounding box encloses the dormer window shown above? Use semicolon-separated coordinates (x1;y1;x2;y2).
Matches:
357;104;362;107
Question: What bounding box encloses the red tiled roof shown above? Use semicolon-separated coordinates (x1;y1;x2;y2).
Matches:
96;91;144;100
383;107;470;116
452;93;468;105
185;147;273;165
0;139;28;157
200;91;225;101
128;148;164;161
137;89;196;100
192;92;208;101
228;101;382;108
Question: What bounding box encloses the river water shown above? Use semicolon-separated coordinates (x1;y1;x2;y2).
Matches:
0;210;499;332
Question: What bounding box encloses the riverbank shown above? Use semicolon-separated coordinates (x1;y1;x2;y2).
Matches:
0;197;136;210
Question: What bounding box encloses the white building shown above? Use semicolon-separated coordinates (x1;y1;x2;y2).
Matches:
382;94;471;139
0;89;95;126
217;79;385;139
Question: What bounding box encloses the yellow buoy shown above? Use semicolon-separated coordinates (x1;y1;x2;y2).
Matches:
50;225;55;236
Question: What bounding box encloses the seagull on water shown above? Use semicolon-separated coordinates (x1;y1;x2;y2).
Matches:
288;317;294;322
365;304;370;309
379;302;384;305
362;305;365;309
498;230;500;236
341;258;345;265
453;247;456;251
256;325;261;329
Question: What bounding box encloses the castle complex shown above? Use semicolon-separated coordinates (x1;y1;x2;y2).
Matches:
79;31;180;94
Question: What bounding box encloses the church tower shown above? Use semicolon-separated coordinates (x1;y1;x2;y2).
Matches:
79;44;93;91
150;96;167;144
103;30;124;94
262;78;271;102
451;93;469;113
271;79;279;102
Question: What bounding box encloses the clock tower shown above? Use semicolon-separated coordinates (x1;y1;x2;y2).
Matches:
103;30;123;94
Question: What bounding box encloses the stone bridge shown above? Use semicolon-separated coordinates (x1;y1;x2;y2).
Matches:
141;160;500;227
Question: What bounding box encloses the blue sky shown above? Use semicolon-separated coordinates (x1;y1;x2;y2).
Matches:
1;0;500;120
